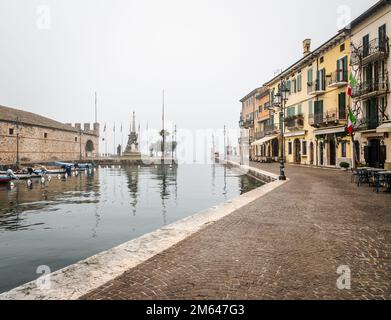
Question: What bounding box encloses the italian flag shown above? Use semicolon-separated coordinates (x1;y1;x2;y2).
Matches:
347;73;357;97
347;111;356;135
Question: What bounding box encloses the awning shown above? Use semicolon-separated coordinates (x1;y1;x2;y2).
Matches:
314;126;346;136
251;135;278;146
377;122;391;133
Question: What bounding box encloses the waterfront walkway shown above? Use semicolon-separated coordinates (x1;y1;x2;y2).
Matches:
83;163;391;300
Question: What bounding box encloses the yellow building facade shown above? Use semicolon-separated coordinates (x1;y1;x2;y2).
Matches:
241;1;391;170
254;35;353;168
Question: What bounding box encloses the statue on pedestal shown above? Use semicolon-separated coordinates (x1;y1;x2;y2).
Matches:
122;111;142;160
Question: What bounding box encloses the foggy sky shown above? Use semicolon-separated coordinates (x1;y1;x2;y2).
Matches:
0;0;378;153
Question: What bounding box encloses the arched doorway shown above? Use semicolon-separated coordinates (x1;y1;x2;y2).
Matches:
319;142;324;166
85;140;94;157
310;142;314;165
329;136;336;166
294;139;301;164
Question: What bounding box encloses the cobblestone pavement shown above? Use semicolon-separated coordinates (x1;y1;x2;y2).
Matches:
82;163;391;300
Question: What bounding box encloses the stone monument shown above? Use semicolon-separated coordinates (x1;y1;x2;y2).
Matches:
121;111;142;161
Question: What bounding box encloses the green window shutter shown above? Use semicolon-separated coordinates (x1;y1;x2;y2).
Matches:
298;104;302;115
297;75;302;92
308;69;313;84
308;100;313;115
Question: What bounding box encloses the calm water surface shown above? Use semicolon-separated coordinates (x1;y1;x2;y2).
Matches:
0;164;264;293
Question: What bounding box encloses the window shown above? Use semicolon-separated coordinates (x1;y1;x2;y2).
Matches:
320;56;324;63
286;80;292;93
336;56;348;82
363;34;370;57
287;106;296;117
340;43;345;52
297;74;302;92
288;142;292;155
302;141;307;156
9;128;14;135
292;79;297;93
317;69;326;90
307;68;313;85
338;93;347;119
44;133;48;139
379;24;387;49
75;137;78;142
341;141;347;158
298;104;302;115
308;100;313;115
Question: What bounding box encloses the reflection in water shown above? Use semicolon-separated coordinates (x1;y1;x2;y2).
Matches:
0;164;263;293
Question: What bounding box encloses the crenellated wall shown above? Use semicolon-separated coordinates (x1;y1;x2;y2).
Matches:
0;121;100;165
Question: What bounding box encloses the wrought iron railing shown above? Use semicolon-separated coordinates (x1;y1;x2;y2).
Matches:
351;37;389;65
328;69;348;86
351;77;388;98
309;109;341;126
307;79;325;94
285;118;304;129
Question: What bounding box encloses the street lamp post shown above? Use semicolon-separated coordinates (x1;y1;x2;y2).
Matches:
273;78;289;181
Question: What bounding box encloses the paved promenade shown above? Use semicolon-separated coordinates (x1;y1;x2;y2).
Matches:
83;163;391;300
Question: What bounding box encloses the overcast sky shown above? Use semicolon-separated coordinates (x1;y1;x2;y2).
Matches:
0;0;378;152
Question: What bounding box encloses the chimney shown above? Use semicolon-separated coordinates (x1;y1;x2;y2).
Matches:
303;39;311;56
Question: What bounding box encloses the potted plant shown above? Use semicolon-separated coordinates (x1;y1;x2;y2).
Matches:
339;162;350;171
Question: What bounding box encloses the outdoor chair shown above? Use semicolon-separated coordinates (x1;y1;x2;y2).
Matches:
357;169;370;187
373;172;386;193
351;168;359;184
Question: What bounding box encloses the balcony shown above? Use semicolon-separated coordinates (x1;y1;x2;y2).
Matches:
351;77;388;99
328;70;348;88
351;38;389;66
255;131;266;140
359;117;380;131
285;115;304;130
308;80;326;95
264;125;279;135
309;109;345;127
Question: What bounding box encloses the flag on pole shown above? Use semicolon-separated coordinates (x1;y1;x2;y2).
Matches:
347;111;357;135
347;73;357;97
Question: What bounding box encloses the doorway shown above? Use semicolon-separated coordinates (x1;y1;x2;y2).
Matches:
365;139;386;168
294;139;301;164
310;142;314;165
329;137;337;166
319;142;324;166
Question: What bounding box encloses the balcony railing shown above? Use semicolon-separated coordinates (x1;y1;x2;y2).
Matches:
239;117;254;129
264;125;279;134
308;79;326;95
351;77;388;98
359;117;380;130
351;38;389;65
328;69;348;87
255;131;266;140
309;109;343;127
285;115;304;130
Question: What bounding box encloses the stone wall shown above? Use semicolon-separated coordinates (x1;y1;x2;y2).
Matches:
0;121;100;165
